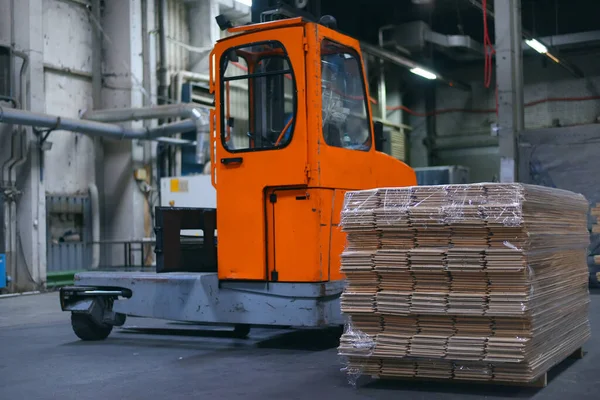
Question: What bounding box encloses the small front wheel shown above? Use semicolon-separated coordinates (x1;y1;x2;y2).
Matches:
71;313;113;341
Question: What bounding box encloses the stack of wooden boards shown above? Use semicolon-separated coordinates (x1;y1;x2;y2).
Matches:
338;183;590;385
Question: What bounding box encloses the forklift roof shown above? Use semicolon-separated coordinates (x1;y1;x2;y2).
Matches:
221;17;307;40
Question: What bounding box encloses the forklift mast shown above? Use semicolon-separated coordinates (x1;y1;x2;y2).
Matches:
208;17;416;283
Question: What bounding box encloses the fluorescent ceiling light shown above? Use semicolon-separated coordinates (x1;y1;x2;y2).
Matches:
410;67;437;80
525;39;548;54
234;0;252;6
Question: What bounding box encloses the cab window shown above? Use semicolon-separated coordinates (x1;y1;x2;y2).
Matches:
321;39;372;151
220;41;296;152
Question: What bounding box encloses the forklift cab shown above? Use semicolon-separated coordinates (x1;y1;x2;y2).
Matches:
209;18;416;283
58;16;416;339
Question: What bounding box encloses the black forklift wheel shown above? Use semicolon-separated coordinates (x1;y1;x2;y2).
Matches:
71;313;114;341
233;324;251;338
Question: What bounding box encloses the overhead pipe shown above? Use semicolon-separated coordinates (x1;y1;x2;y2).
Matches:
360;42;470;91
155;137;196;146
0;106;202;141
82;103;208;123
534;30;600;50
82;104;210;164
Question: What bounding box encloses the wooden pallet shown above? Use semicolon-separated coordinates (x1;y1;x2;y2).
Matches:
366;347;584;389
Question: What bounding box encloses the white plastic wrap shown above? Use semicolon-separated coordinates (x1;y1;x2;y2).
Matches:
338;183;591;385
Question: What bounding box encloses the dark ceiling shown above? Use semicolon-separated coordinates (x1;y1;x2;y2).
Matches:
319;0;600;45
254;0;600;45
250;0;600;86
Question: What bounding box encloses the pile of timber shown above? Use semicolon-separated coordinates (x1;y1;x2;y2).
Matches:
338;183;590;386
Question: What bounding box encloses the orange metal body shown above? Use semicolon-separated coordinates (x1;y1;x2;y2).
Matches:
208;19;416;283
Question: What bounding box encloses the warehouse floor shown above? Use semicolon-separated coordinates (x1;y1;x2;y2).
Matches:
1;291;599;399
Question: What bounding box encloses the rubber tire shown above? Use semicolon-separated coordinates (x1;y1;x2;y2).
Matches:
71;313;113;341
233;324;251;338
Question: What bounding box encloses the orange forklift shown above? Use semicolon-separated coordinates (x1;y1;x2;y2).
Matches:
59;12;416;340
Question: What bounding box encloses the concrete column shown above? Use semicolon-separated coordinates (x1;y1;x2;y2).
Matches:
494;0;524;183
101;0;146;266
188;0;219;75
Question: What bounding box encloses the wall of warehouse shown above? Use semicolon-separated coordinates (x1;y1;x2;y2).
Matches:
40;0;149;268
42;0;96;193
409;53;600;183
0;0;156;289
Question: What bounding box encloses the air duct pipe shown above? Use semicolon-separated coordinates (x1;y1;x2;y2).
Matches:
82;104;206;123
360;42;470;90
0;106;205;142
82;104;210;163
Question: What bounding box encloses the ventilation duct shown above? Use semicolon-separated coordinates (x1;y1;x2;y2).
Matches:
391;21;484;61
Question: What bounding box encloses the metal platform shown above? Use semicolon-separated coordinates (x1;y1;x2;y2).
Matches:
74;271;345;327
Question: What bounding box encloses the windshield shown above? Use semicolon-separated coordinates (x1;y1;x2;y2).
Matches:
220;41;296;152
321;39;371;152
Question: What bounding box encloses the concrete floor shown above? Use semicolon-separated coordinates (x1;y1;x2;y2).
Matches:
1;291;599;400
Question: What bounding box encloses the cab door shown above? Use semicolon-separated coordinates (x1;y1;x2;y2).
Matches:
211;27;308;281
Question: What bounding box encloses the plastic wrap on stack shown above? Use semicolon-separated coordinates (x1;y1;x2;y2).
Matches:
339;190;381;375
338;183;591;386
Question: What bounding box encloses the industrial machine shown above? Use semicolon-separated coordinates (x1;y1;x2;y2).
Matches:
59;14;416;340
160;174;216;209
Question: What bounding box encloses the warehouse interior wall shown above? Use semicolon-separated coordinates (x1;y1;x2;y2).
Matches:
43;0;96;195
409;52;600;182
1;0;248;289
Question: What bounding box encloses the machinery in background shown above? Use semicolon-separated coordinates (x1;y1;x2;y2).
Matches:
414;165;470;185
59;13;416;341
160;175;216;209
159;174;216;238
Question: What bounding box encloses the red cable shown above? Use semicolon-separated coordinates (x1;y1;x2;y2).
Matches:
482;0;495;89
